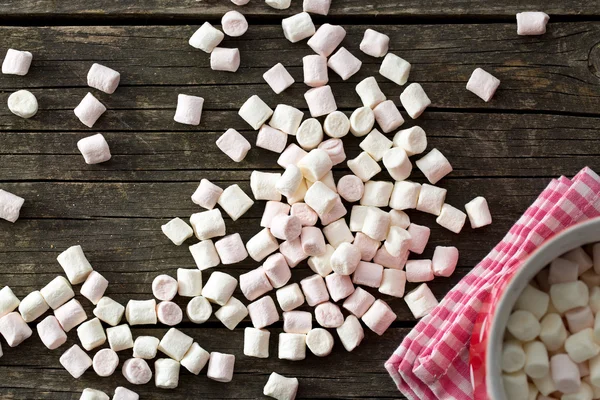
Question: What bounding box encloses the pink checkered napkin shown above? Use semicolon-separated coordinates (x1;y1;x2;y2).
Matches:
385;167;600;400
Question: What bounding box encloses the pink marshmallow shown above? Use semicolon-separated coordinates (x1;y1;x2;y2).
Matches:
327;47;362;80
565;306;594;333
215;233;248;264
174;94;204;125
279;238;308;267
207;352;235;383
315;302;344;328
271;214;302;241
517;12;550;36
300;274;329;306
359;29;389;58
247;296;279;329
257;125;288;153
60;344;92;378
261;201;290;228
210;47;240;72
2;48;32;76
307;24;346;57
325;273;355;302
283;310;312;334
74;93;106;128
277;144;308;168
405;259;434;282
303;54;328;87
240;267;274;301
337;175;364;203
80;271;109;305
354;232;381;262
263;63;294;94
216;128;251;162
87;63;120;94
152;274;178;301
77;133;111;164
548;257;579;285
551;354;581;394
318;138;346;165
122;358;152;385
304;85;337;117
291;203;318;226
373;100;404;133
156;301;183;326
342;287;376;318
221;10;248;37
373;246;408;269
431;246;459;277
362;299;396;335
407;223;431;254
303;0;331;15
301;226;326;256
93;348;119;377
352;261;384;288
55;299;88;332
0;312;32;347
466;68;500;102
191;179;223;209
263;253;292;288
37;315;67;350
319;197;347;226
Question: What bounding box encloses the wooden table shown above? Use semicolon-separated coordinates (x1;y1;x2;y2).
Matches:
0;1;599;399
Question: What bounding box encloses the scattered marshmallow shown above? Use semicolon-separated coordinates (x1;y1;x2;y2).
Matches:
244;327;270;358
360;29;390;58
0;313;29;347
176;268;203;298
60;344;92;378
263;253;292;288
251;171;283;201
353;261;384;288
156;301;183;326
281;12;315;43
325;273;355;302
393;126;427;156
210;47;240;72
307;23;346;57
181;343;210;375
186;296;212;324
373;100;404;133
517;12;550;35
216;128;251;162
466;68;501;102
261;201;291;228
350;106;375;137
305;328;334;358
390;181;421;210
93;348;119;377
125;299;157;325
330;242;361;275
416;184;447;215
436;203;467;234
278;144;308;168
222;11;248;37
328;47;362;80
189;22;224;52
37;315;67;350
308;244;335;277
390;209;410;229
158;328;193;361
74;93;106;128
239;95;274;130
301;226;326;256
248;295;280;329
122;358;152;385
385;226;411;257
465;196;492;228
80;389;109;400
336;175;364;203
280;238;309;267
190;240;221;270
379;53;411;86
379;269;407;298
286;180;308;204
304;181;337;216
8;89;38;118
361;181;394;208
174;94;204;125
266;0;291;9
356;77;386;109
113;387;139;400
318;138;346;165
246;228;279;263
300;274;329;306
383;147;412;183
276;283;305;312
323;111;350;139
57;245;93;285
279;333;306;361
315;302;344;328
79;271;108;305
270;104;304;136
55;299;87;332
359;129;393;162
207;352;235;382
283;311;312;334
240;267;273;302
2;49;32;75
432;246;459;277
296;119;323;150
86;63;120;95
264;372;299;400
297;149;333;182
303;55;328;87
214;296;248;330
40;276;74;310
271;214;302;242
18;290;49;323
77;317;106;351
218;184;254;221
407;223;431;254
263;63;294;94
323;218;354;248
304;85;337;117
202;271;238;306
404;283;438;319
362;299;396;335
303;0;331;15
416;148;453;184
362;207;390;241
133;336;160;359
190;208;226;240
353;231;380;261
161;217;193;246
400;83;431;119
155;358;180;389
347;151;381;182
0;190;24;223
337;314;365;352
152;274;178;301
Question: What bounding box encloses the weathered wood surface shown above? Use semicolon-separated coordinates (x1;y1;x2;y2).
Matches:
0;8;599;400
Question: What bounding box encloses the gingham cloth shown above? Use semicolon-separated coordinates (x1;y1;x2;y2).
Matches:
385;167;600;400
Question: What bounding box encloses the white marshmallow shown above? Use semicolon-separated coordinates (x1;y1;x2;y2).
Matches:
87;63;120;95
113;387;139;400
122;358;152;385
383;147;412;182
301;226;326;256
347;151;382;182
362;299;396;335
161;217;193;246
532;374;556;398
361;181;393;207
246;228;279;262
329;242;361;275
210;47;240;72
221;10;248;36
502;371;529;400
304;181;337;216
303;54;328;88
349;205;369;232
19;290;49;323
248;295;280;329
218;184;254;221
466;68;500;102
318;138;346;166
276;283;305;312
404;283;438;318
303;0;331;15
190;209;226;240
356;77;386;109
155;358;180;389
406;259;434;283
566;328;600;363
244;327;270;358
416;148;453;184
502;340;526;373
506;310;541;342
390;181;421;210
152;274;178;301
432;246;459;277
74;93;106;128
133;336;160;359
174;94;204;125
80;389;109;400
362;207;391;241
181;343;210;375
125;299;157;325
8;89;38;119
271;214;302;242
207;352;235;382
55;299;87;332
400;83;431;119
158;328;193;361
286;180;308;205
323;218;354;247
315;301;344;328
278;144;307;168
375;246;409;270
263;253;292;288
323;111;350;139
296;119;323;150
269;104;304;136
523;341;549;379
550;281;589;314
60;345;92;379
300;274;329;306
263;63;294;94
279;238;308;267
304;85;337;117
106;324;133;352
379;53;411;86
57;245;93;285
283;311;312;334
0;312;31;347
215;296;248;330
304;328;333;359
37;315;67;350
156;301;183;325
279;333;306;361
77;317;106;351
262;201;291;228
359;129;393;162
328;47;362;80
359;29;389;57
563;247;594;276
189;22;224;52
202;271;238;306
80;271;108;305
436;203;467;234
390;209;410;229
186;296;212;324
514;284;549;320
416;183;447;215
40;276;74;309
393;126;427;156
539;313;568;352
239;95;273;130
297;149;333;182
0;190;24;223
251;171;282;201
308;244;335;277
77;133;111;165
465;196;492;229
281;12;315;43
2;49;32;75
266;0;291;9
385;226;411;257
189;240;221;270
177;268;203;297
350;106;375;137
373;100;404;133
517;12;550;35
216;128;251;162
264;372;299;400
337;315;365;351
307;23;346;57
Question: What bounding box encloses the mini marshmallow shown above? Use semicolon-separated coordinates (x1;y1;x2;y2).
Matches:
359;129;393;162
181;343;210;375
19;291;49;323
269;104;304;136
304;181;337;216
122;358;152;385
74;93;106;128
379;269;407;298
393;126;427;156
517;12;550;35
113;387;139;400
297;149;333;182
156;301;183;326
304;85;337;117
190;209;226;241
263;63;294;94
465;196;493;229
330;243;361;275
239;95;274;130
240;267;273;302
356;77;386;109
390;210;410;229
563;247;594;275
361;181;393;208
210;47;240;72
303;0;331;15
550;281;589;313
347;151;382;182
314;301;343;328
432;246;459;277
207;352;235;382
57;245;93;285
276;283;305;312
416;184;447;216
323;218;354;247
133;336;160;359
278;144;308;168
514;284;549;320
566;328;600;363
325;273;355;302
77;317;106;351
303;54;328;88
189;241;220;271
349;205;369;232
405;259;434;283
308;244;335;276
390;181;421;210
125;299;157;326
155;358;180;389
506;310;541;342
296;118;324;150
177;268;203;298
319;196;347;226
0;190;24;223
37;315;67;350
93;348;119;377
502;340;526;373
60;345;92;378
216;128;251;162
271;215;302;242
221;10;248;37
591;286;600;313
8;89;38;119
56;299;88;331
261;201;291;229
300;274;329;306
202;271;238;306
416;149;453;184
373;100;404;133
318;138;346;166
563;382;594;400
385;226;411;258
266;0;291;9
186;295;212;324
336;175;364;203
77;133;112;164
279;333;306;361
374;246;408;270
263;373;299;400
87;63;120;95
354;232;381;261
286;180;308;205
436;203;467;234
383;148;413;183
353;261;384;288
80;271;108;305
2;49;32;75
349;107;375;137
523;341;549;379
328;47;362;80
218;185;254;221
263;253;292;288
152;274;178;301
360;29;389;58
404;283;438;319
323;111;350;139
306;328;334;357
281;12;315;42
466;68;500;102
362;207;391;241
189;22;224;52
502;372;529;400
362;299;396;335
257;125;288;154
532;374;557;397
283;311;312;334
400;83;431;119
567;306;595;333
248;296;280;328
80;389;109;400
158;328;193;362
40;276;74;310
174;94;204;125
161;218;193;246
247;229;279;263
215;296;248;330
0;313;28;347
539;313;568;351
379;53;411;86
279;238;308;267
300;226;326;256
251;171;282;201
244;327;270;358
549;258;580;286
308;23;346;58
342;287;376;318
337;314;366;353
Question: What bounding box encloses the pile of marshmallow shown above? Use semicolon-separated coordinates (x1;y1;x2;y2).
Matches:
502;245;600;400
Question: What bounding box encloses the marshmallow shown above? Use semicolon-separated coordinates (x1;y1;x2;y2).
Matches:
390;209;410;229
356;77;386;109
354;232;381;261
221;10;248;37
286;180;309;205
8;89;38;119
323;218;354;247
523;341;550;379
77;133;112;165
549;259;579;286
283;311;312;334
122;358;152;385
300;226;325;256
298;149;333;182
279;333;306;361
189;22;224;52
239;95;273;130
362;207;391;241
2;49;32;75
539;313;568;352
315;302;344;328
349;108;375;139
362;299;396;335
240;267;274;302
306;328;334;357
87;63;120;95
263;253;292;288
155;358;180;389
56;299;88;331
393;126;427;156
323;111;350;139
360;29;389;57
514;284;550;320
207;352;235;382
319;196;347;226
359;129;393;162
186;295;212;324
406;259;434;283
190;209;226;240
550;354;581;394
57;245;93;285
374;246;408;269
300;274;329;306
303;0;331;15
180;343;210;376
19;291;48;323
502;340;526;373
379;269;407;298
400;83;431;119
158;328;193;362
113;387;139;400
379;53;411;86
308;23;346;57
325;273;355;302
133;336;160;359
507;310;541;342
335;315;365;353
318;138;346;166
563;247;594;276
373;100;404;133
271;215;302;242
93;348;119;377
432;246;459;277
251;171;282;201
390;181;421;210
244;327;270;358
189;241;221;271
40;276;74;309
261;201;291;228
74;92;106;128
278;144;308;168
330;242;361;275
216;128;252;162
156;301;183;326
304;181;337;216
590;355;600;390
416;148;453;184
161;217;193;246
342;287;375;318
60;345;92;378
385;226;411;257
263;63;294;94
174;94;204;125
77;317;106;351
266;0;291;9
80;271;108;305
404;283;438;319
436;203;467;234
125;299;157;325
202;271;237;306
464;196;493;229
80;389;109;400
336;175;364;203
308;243;335;276
176;268;203;298
37;315;67;350
353;261;384;288
276;283;305;312
591;286;600;313
349;205;369;232
304;85;337;118
264;372;299;400
502;371;529;400
517;12;550;35
248;296;280;328
383;147;412;182
281;12;315;42
347;151;382;182
152;274;178;301
416;184;447;216
328;47;362;80
303;54;328;88
563;382;594;400
296;119;325;153
550;281;589;313
269;104;304;136
566;328;600;363
215;296;248;330
218;185;254;221
0;190;24;223
466;68;500;102
361;180;393;207
210;47;240;72
279;238;308;267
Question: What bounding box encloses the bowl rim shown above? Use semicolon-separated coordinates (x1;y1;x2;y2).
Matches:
486;217;600;400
